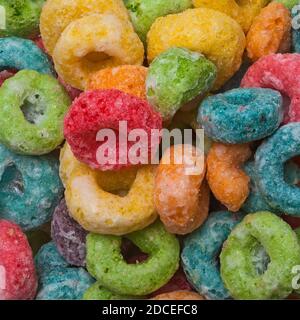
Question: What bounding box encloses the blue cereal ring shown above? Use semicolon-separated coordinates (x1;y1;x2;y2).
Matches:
292;5;300;53
181;211;244;300
242;161;300;214
255;123;300;216
198;88;283;143
0;144;63;230
35;242;94;300
36;267;94;300
0;37;54;75
35;241;69;276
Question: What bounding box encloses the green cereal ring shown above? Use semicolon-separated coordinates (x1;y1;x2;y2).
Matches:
83;282;139;300
0;70;70;155
274;0;299;9
86;221;180;296
220;212;300;300
125;0;192;43
146;47;217;120
0;0;45;37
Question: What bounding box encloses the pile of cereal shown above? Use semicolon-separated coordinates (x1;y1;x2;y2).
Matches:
1;0;300;301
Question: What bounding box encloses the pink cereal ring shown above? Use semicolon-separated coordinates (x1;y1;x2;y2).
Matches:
0;220;37;300
64;89;162;170
241;53;300;123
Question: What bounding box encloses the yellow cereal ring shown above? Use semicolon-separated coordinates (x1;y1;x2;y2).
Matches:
193;0;270;32
147;8;246;90
61;145;157;235
59;143;137;192
40;0;129;55
53;14;144;90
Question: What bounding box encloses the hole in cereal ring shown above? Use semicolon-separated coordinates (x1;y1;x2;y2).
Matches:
235;0;247;6
84;51;110;63
95;167;138;197
251;242;271;275
20;93;45;125
0;163;24;195
121;238;149;264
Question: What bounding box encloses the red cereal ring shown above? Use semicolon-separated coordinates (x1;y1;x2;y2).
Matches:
0;70;17;86
64;89;162;170
0;220;37;300
241;53;300;124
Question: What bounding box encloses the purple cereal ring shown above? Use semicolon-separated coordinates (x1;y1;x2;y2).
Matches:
51;199;87;267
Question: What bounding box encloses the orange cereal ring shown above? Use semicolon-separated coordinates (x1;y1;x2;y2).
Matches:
53;14;144;90
87;65;147;99
207;143;252;212
151;291;204;300
154;144;209;235
40;0;129;55
247;2;291;61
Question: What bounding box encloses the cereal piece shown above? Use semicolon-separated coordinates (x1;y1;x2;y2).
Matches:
146;47;217;120
274;0;299;9
65;162;157;235
64;89;162;170
243;161;300;214
207;143;252;212
147;8;246;90
0;70;16;86
0;0;44;37
0;37;54;75
292;7;300;53
151;291;204;300
193;0;270;32
52;14;144;90
125;0;192;43
0;219;37;300
51;199;88;267
246;3;291;62
149;268;193;298
241;53;300;124
86;221;180;296
36;267;94;300
87;65;147;99
83;282;136;300
59;143;138;189
182;211;244;300
154;144;209;235
255;123;300;216
0;70;70;155
220;212;300;299
35;241;94;300
62;142;157;235
198;88;283;143
40;0;130;55
0;144;63;231
35;242;69;276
